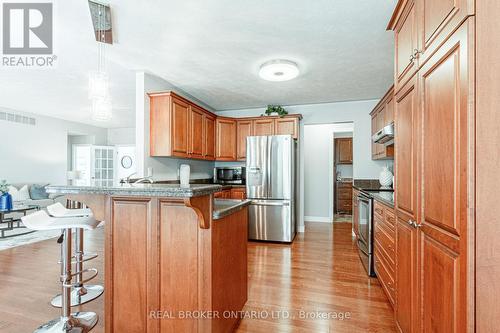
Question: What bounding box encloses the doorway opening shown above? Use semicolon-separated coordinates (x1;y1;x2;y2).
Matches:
303;122;354;224
333;131;353;223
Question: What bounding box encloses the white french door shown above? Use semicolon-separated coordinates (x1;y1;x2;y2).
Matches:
72;145;115;186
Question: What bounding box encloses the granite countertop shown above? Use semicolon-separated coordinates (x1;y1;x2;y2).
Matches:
46;183;223;198
369;191;395;207
213;199;251;220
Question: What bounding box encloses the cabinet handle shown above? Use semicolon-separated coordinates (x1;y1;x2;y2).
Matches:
410;54;415;62
407;219;416;228
413;48;422;59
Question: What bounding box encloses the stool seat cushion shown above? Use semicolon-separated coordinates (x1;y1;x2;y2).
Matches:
21;210;100;231
47;202;92;218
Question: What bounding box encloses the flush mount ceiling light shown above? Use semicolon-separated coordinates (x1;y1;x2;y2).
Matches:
259;59;299;82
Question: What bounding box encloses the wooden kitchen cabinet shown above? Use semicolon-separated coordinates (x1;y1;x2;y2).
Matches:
275;117;299;139
214;188;246;200
149;91;217;160
394;73;419;333
415;0;474;67
370;86;395;160
216;118;237;161
391;18;473;333
416;20;472;333
230;187;246;200
171;97;190;157
203;114;216;160
335;138;352;164
373;201;396;308
150;91;301;162
389;0;418;93
253;118;275;136
335;182;352;214
189;105;204;159
236;120;253;161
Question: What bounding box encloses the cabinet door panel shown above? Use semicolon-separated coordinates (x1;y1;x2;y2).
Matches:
171;98;189;157
237;120;253;160
189;106;204;158
216;119;237;161
418;0;473;66
396;219;418;333
395;0;417;92
275;118;298;139
418;21;472;332
395;76;418;220
253;119;275;136
203;115;216;160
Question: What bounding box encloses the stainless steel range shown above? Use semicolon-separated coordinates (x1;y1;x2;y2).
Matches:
356;191;375;276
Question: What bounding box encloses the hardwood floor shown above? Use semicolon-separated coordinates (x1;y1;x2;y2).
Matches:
238;223;396;332
0;222;396;333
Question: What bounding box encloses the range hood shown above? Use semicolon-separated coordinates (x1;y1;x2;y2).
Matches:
372;123;394;146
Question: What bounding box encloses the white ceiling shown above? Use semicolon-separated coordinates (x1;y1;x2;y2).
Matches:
0;0;396;128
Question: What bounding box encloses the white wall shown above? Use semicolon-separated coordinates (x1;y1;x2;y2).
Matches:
107;127;135;145
303;123;353;222
216;99;394;231
0;108;107;185
135;72;216;181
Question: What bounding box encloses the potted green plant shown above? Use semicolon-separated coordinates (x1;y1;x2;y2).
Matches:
264;105;288;117
0;180;13;210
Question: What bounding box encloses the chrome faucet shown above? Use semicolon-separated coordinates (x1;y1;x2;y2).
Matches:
133;177;154;184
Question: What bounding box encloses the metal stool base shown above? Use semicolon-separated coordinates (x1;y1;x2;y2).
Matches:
51;285;104;308
33;311;98;333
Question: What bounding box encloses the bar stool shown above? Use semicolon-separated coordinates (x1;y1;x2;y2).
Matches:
21;210;99;333
47;202;104;307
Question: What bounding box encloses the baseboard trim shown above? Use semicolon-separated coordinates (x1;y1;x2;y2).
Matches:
304;216;332;223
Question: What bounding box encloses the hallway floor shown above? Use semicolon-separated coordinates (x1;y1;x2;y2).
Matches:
0;222;396;332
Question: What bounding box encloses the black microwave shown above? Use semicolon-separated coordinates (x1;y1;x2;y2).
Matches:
214;167;246;185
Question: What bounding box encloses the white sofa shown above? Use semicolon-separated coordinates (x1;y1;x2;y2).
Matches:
9;183;66;209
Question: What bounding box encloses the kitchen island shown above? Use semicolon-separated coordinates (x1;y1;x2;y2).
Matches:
46;184;250;333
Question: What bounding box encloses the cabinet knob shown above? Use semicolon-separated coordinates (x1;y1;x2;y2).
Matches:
407;219;416;228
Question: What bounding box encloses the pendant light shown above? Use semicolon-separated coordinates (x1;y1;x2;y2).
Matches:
89;1;112;121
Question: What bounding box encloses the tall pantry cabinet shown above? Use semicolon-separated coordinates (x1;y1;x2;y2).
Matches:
388;0;475;332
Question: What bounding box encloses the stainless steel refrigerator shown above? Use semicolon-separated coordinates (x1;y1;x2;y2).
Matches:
246;135;297;242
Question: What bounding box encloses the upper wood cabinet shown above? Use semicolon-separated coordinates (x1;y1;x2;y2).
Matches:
371;85;395;160
171;97;190;157
335;138;352;164
149;91;217;161
389;0;418;92
416;0;474;66
253;118;275;136
275;117;299;139
388;0;474;92
150;91;301;162
203;114;216;160
189;105;204;159
236;120;252;161
232;115;301;161
216;118;237;161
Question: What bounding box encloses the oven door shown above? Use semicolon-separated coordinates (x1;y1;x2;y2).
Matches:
357;193;372;255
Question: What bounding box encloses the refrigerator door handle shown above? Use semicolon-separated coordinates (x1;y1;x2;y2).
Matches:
266;137;271;198
250;200;290;206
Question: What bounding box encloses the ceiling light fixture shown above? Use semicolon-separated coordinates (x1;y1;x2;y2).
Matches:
259;59;299;82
